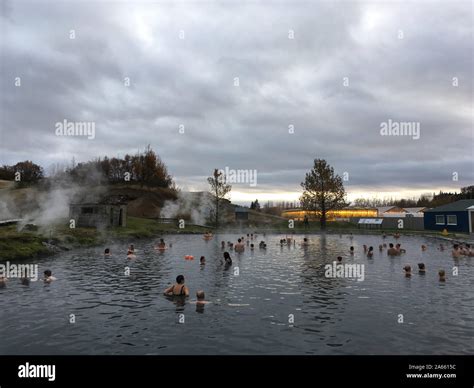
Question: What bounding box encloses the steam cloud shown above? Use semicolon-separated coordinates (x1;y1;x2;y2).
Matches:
160;192;212;226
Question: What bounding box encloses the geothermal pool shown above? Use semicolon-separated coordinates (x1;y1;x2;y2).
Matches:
0;233;473;355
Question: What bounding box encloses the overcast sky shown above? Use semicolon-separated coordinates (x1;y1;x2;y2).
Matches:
1;0;472;204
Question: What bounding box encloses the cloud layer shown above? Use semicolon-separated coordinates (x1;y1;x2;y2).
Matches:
1;0;472;203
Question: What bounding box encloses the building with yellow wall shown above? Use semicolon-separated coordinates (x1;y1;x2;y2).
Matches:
281;208;377;221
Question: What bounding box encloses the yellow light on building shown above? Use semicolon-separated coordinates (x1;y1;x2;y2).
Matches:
281;208;377;221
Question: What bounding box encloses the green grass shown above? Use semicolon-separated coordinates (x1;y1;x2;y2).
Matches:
111;217;209;238
0;217;211;260
0;225;50;260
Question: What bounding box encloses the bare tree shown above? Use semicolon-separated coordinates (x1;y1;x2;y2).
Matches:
207;169;231;228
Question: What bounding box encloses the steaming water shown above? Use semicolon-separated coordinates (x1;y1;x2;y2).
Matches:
1;234;473;355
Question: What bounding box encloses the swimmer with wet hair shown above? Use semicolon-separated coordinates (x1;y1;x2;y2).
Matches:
438;269;446;282
418;263;426;274
379;244;383;251
337;256;343;263
367;246;374;258
157;239;166;249
200;256;206;265
0;276;7;287
250;244;254;250
104;248;111;257
349;246;354;255
387;243;398;256
164;275;189;296
43;270;57;283
221;241;225;249
223;252;232;265
421;245;427;251
395;244;406;254
452;244;462;258
403;265;412;277
235;239;245;252
438;243;444;251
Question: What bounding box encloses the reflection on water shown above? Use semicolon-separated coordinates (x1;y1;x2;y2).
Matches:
0;233;473;355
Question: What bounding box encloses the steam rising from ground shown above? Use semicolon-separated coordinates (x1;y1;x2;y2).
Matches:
0;183;105;230
160;192;212;226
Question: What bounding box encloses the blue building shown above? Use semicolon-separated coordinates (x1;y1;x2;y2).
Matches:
424;199;474;234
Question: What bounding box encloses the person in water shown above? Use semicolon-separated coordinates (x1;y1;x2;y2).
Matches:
222;252;232;265
387;243;398;256
438;269;446;282
451;244;462;258
418;263;426;274
403;265;412;277
349;246;354;255
128;244;135;253
466;244;474;257
250;244;254;250
0;275;7;287
378;244;383;251
337;256;343;263
43;270;57;283
104;248;111;257
196;290;209;305
200;256;206;265
221;241;226;249
157;239;166;249
421;245;427;251
235;239;245;252
367;246;374;258
164;275;190;297
301;238;309;246
395;243;406;254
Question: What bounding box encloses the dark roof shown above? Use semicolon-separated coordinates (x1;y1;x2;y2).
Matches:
424;199;474;213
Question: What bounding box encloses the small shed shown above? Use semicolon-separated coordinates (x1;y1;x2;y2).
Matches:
70;200;127;228
424;200;474;233
235;207;249;221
